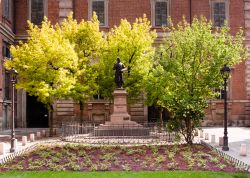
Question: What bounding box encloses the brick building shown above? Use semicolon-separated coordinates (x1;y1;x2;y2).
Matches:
0;0;250;130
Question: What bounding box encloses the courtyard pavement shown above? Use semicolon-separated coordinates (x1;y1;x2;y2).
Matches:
0;128;57;161
201;127;250;166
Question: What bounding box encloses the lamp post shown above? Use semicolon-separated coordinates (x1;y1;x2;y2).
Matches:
220;64;230;151
9;68;18;153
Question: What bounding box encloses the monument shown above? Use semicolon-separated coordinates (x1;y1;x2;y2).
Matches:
94;58;149;136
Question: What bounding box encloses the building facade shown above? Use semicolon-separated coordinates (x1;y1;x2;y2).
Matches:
0;0;249;130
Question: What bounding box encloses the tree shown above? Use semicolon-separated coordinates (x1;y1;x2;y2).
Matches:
60;14;105;123
145;50;169;126
5;18;78;136
146;17;247;144
98;15;157;101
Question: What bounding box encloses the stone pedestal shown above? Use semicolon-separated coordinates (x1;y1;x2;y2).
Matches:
95;89;149;136
104;89;139;126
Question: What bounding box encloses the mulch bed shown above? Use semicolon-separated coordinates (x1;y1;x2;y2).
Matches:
0;144;247;172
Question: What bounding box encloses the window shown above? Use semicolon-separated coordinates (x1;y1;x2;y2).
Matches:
211;0;229;27
151;0;169;27
89;0;108;26
3;0;10;20
214;88;225;99
4;72;11;100
93;1;105;25
2;45;11;100
93;94;104;100
31;0;44;25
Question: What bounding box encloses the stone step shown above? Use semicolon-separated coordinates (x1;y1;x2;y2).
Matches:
130;103;144;108
131;116;146;120
57;100;75;104
130;107;144;112
56;103;74;108
56;107;74;112
130;111;144;116
56;111;74;116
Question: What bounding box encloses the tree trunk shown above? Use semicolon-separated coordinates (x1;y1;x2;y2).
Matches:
80;101;84;125
159;107;163;128
49;105;54;137
185;118;193;144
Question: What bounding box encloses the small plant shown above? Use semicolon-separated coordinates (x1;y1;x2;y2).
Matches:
133;157;141;163
196;159;207;169
100;153;116;162
99;162;111;171
38;150;51;158
218;164;227;170
126;149;136;155
210;156;220;164
122;164;131;171
167;162;178;170
51;156;60;163
9;164;24;170
155;155;166;164
141;161;148;170
78;150;87;157
71;164;81;171
167;150;176;161
148;145;158;156
51;164;66;171
90;164;98;171
85;156;93;166
55;152;63;158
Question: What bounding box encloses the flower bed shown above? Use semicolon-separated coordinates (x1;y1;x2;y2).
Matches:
0;144;247;172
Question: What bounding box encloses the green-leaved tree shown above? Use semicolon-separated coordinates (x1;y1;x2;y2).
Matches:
146;17;247;144
5;18;78;136
98;15;157;101
60;14;105;122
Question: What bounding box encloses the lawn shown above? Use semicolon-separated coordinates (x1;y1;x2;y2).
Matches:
0;144;247;173
0;171;249;178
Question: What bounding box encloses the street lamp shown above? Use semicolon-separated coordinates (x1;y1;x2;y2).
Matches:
9;68;18;153
220;64;231;151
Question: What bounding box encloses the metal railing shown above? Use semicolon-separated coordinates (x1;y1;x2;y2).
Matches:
61;122;180;145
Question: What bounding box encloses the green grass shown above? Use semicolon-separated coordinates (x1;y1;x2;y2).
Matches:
0;171;249;178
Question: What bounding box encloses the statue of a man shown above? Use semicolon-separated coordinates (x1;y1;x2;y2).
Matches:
113;57;126;88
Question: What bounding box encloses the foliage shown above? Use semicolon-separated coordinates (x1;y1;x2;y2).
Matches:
60;13;105;103
98;15;157;100
5;14;104;134
5;18;78;110
146;17;247;144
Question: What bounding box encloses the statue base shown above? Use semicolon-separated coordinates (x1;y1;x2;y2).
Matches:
94;89;149;136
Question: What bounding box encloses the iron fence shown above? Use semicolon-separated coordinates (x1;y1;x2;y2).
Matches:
61;122;181;145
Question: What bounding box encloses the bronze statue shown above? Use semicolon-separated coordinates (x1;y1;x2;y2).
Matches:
113;58;126;88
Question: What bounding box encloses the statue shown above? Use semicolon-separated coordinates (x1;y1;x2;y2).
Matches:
113;57;126;88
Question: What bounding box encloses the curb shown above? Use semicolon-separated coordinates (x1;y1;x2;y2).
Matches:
201;140;250;172
0;138;60;165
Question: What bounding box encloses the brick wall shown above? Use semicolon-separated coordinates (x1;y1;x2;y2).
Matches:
11;0;250;127
14;0;28;36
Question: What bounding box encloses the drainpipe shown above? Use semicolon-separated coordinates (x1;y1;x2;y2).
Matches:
189;0;192;23
73;0;76;19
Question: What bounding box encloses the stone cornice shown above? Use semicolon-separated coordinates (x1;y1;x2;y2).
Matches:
0;22;15;43
15;35;29;42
